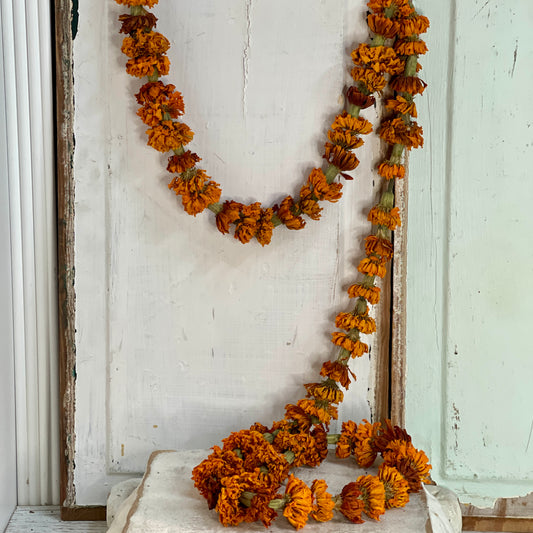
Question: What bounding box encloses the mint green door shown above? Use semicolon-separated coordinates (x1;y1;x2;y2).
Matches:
406;0;533;510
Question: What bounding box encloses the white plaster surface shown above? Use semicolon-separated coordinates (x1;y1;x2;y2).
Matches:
107;450;461;533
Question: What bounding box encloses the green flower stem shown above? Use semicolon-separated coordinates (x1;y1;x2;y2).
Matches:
173;145;185;156
354;297;368;315
162;112;171;121
337;348;351;364
147;70;159;82
390;143;404;165
405;55;419;77
271;214;283;227
268;498;287;510
347;103;360;117
240;491;255;508
327;434;340;445
207;202;223;215
325;164;340;184
130;6;146;16
284;450;296;464
371;35;386;47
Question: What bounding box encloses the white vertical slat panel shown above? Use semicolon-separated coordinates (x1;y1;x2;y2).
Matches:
2;0;59;505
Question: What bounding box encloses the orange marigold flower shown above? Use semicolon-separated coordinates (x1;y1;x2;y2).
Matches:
118;13;158;34
297;398;338;428
299;199;322;221
365;235;394;260
136;81;176;105
397;15;430;38
323;143;359;172
121;31;170;59
168;169;221;216
215;200;242;235
147;120;193;153
367;13;399;39
304;168;343;202
273;431;313;467
385;95;417;117
233;202;262;244
284;403;312;432
283;475;314;530
327;129;364;150
382;440;432;492
351;44;401;74
378;464;410;509
338;482;365;524
377;160;406;179
335;311;376;334
125;54;170;78
310;479;335;522
346;86;376;109
167;151;201;173
390;75;427;95
354;475;386;520
367;205;401;231
353;419;381;467
336;420;358;459
394;37;428;56
304;380;344;404
256;207;275;246
331;332;369;358
379;117;424;149
357;257;387;278
115;0;159;6
331;112;373;135
276;196;306;230
137;103;163;126
367;0;414;18
319;360;356;389
347;283;381;305
374;419;412;453
351;66;387;93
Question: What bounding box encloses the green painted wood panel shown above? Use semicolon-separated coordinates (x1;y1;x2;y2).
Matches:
406;0;533;507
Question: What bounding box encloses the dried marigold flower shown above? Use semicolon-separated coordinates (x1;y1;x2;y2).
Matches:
382;440;432;492
296;398;338;428
304;168;343;202
336;420;359;459
125;54;169;78
367;13;399;39
115;0;159;7
394;37;428;56
353;419;382;467
351;44;402;75
215;200;242;235
233;202;262;244
276;196;306;230
137;103;163;126
367;0;414;18
331;112;373;135
118;13;158;34
365;235;394;260
390;75;427;95
121;31;170;58
299;199;322;221
374;419;412;452
319;360;356;389
357;257;387;278
379;117;424;149
167;151;201;173
147;120;193;152
136;81;176;105
351;66;387;93
331;332;369;357
354;475;386;520
168;170;221;216
284;403;312;432
338;482;365;524
378;464;410;509
335;311;376;334
377;160;406;179
310;479;335;522
368;205;401;231
255;207;275;246
385;95;417;118
346;86;376;109
323;144;359;171
283;475;314;530
327;129;364;150
304;380;344;404
347;283;381;305
397;15;430;39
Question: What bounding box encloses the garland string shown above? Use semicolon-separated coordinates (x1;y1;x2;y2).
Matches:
114;0;430;529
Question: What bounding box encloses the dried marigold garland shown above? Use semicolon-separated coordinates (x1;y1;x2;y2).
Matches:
114;0;431;528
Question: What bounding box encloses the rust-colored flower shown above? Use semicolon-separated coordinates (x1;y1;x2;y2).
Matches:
125;54;170;78
147;120;193;152
377;160;406;180
367;0;414;18
303;168;343;202
378;464;410;509
299;199;322;221
137;103;163;126
118;13;158;34
397;15;430;38
335;312;376;334
276;196;306;230
327;129;365;150
121;31;170;59
336;420;359;459
310;479;334;522
357;257;387;278
337;482;365;524
347;283;381;305
365;235;394;260
379;117;424;149
394;37;428;57
374;419;412;453
283;475;314;530
284;403;312;432
353;419;382;468
354;475;386;520
233;202;262;244
215;200;242;235
323;143;359;172
385;95;417;117
367;205;401;231
319;360;356;389
256;207;275;246
304;380;344;404
382;440;432;492
168;170;221;216
367;13;399;39
331;112;373;135
296;398;338;428
351;44;401;75
115;0;159;6
167;151;201;173
346;86;376;109
331;332;369;358
136;81;176;105
390;75;427;95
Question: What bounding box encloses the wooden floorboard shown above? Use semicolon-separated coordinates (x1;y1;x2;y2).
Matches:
6;507;107;532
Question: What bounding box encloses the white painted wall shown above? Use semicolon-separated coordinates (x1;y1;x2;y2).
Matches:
73;0;385;504
406;0;533;508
